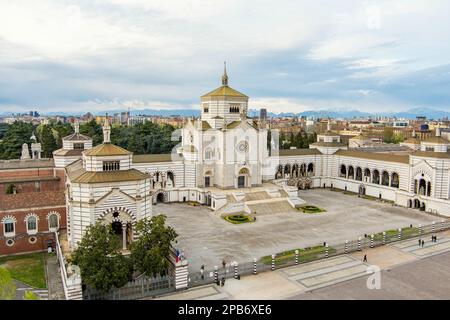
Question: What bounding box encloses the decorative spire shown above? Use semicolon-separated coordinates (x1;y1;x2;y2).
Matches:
74;120;80;134
327;119;331;132
436;127;441;137
222;61;228;86
103;114;111;143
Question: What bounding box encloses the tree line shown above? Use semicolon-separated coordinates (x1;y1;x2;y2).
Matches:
278;130;317;149
0;120;180;160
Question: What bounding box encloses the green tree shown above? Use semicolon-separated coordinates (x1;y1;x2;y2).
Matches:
39;124;58;158
23;290;40;300
50;122;74;148
383;127;395;143
0;267;16;300
130;215;178;277
71;223;132;293
80;120;103;146
0;121;35;160
6;184;15;194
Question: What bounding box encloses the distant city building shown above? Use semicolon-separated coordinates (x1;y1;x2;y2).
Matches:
260;108;267;122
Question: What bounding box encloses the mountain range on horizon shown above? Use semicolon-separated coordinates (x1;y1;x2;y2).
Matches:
1;107;449;120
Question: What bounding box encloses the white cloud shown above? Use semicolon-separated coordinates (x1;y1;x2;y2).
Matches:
1;0;450;113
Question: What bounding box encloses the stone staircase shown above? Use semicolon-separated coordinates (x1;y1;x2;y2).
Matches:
216;187;304;217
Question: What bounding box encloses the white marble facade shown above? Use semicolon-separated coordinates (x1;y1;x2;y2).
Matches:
61;69;450;248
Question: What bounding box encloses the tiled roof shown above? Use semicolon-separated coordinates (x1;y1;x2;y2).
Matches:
53;149;84;157
335;149;410;164
411;151;450;159
72;169;148;184
422;136;450;144
201;121;212;131
63;132;91;141
403;137;421;145
0;191;66;211
310;142;347;147
318;131;340;137
0;159;54;170
133;153;183;163
278;149;322;156
83;143;131;156
201;85;248;98
0;176;60;184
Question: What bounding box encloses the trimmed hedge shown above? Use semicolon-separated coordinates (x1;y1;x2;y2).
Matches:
224;214;254;224
298;205;326;214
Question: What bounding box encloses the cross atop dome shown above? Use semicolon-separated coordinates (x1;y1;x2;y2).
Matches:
222;61;228;86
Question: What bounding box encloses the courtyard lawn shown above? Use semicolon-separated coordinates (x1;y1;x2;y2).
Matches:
224;214;254;224
298;205;326;214
0;253;47;289
261;245;336;266
373;227;420;242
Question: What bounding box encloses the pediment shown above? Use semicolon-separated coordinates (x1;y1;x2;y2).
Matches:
95;188;136;206
412;159;434;179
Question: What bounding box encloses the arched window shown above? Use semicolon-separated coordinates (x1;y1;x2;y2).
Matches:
3;218;15;236
364;168;371;182
48;213;59;231
355;167;362;181
300;164;307;177
372;170;380;184
27;216;38;234
391;173;399;188
292;164;299;178
340;165;347;178
275;165;283;179
284;164;291;177
205;148;213;160
418;179;426;195
167;171;175;184
348;166;355;179
381;171;390;186
307;163;314;176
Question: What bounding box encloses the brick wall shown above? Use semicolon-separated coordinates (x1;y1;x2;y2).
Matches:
0;206;67;256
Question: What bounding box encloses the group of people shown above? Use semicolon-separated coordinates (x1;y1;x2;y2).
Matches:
418;234;438;247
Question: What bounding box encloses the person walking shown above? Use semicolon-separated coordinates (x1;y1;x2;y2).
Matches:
200;265;205;280
421;239;425;247
222;260;226;269
418;239;421;246
363;254;367;263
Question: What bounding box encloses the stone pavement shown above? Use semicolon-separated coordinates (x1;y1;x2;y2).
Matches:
161;189;437;272
151;230;450;300
46;254;66;300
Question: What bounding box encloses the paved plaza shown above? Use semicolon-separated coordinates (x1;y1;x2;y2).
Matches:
150;230;450;300
155;189;438;271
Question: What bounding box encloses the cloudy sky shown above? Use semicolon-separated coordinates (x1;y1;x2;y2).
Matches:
1;0;450;114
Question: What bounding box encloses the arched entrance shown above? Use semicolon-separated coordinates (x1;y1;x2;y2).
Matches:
420;202;426;211
358;185;366;196
157;192;165;203
204;170;212;188
101;209;134;250
237;168;250;188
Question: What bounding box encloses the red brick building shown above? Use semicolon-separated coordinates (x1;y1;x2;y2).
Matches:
0;159;66;256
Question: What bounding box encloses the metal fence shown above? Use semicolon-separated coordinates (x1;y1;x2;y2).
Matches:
188;219;450;288
83;274;175;300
